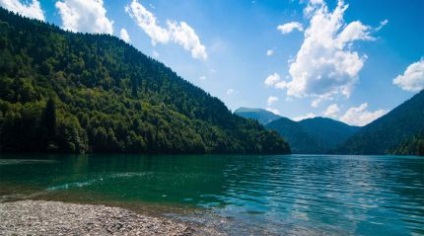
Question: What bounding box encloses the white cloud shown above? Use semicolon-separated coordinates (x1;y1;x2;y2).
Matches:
293;112;317;121
266;107;281;115
167;21;207;60
277;21;304;34
264;73;281;87
199;76;206;80
266;49;274;56
125;0;169;44
125;0;207;60
393;59;424;92
152;50;159;58
55;0;114;34
375;19;388;31
324;103;340;118
267;96;279;106
0;0;45;21
276;0;374;106
120;28;131;43
227;89;238;96
340;103;387;126
226;89;238;95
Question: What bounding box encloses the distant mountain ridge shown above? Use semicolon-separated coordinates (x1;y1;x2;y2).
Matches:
236;108;359;154
237;90;424;155
265;117;323;154
234;107;281;125
298;117;360;149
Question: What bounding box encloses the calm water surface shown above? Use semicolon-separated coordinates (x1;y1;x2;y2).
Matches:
0;154;423;235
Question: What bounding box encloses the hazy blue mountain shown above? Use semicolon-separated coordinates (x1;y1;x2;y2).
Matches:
237;106;360;153
339;90;424;155
234;107;281;125
266;117;322;154
298;117;360;149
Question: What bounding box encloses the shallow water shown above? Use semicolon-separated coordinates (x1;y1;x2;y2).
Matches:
0;154;423;235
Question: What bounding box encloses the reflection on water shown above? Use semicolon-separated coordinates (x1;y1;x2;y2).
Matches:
0;154;423;235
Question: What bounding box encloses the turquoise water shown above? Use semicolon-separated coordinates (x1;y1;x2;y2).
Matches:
0;154;423;235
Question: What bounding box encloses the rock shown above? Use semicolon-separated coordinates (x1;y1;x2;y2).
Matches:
0;200;224;235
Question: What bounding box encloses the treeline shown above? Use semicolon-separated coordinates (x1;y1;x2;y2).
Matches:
0;8;290;154
338;90;424;155
391;132;424;156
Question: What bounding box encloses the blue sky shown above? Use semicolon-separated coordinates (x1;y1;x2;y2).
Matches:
1;0;423;126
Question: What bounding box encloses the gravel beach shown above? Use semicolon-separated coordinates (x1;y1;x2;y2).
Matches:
0;200;223;236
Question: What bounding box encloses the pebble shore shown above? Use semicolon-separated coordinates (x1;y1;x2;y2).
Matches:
0;200;223;235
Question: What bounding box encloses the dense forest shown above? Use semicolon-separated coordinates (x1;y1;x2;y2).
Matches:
391;132;424;156
297;118;359;150
264;117;359;154
0;8;290;154
339;90;424;155
265;117;323;154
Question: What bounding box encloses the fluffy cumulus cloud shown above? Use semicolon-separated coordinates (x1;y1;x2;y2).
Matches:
266;49;274;56
0;0;45;21
120;28;131;43
266;96;280;115
393;59;424;92
125;0;168;44
324;103;340;118
277;21;304;34
167;21;207;60
340;103;387;126
264;73;281;87
55;0;114;34
125;0;207;60
293;112;317;121
226;88;238;95
267;96;279;106
276;0;374;106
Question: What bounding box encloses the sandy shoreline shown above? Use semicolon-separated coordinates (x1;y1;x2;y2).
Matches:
0;200;223;235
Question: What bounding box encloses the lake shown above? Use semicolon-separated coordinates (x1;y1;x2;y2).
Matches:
0;154;423;235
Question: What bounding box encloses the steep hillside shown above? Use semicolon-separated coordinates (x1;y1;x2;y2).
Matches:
340;90;424;154
266;117;322;154
234;107;281;125
391;132;424;156
298;117;359;149
0;8;290;154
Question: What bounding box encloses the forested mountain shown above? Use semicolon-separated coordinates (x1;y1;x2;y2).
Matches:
0;8;290;154
234;107;281;125
235;107;359;154
264;116;358;154
298;117;359;149
265;117;322;154
391;132;424;156
339;90;424;155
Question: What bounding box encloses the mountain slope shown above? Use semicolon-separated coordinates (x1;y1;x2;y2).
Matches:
266;117;323;154
298;117;359;149
234;104;360;153
234;107;281;125
391;132;424;156
339;90;424;154
0;8;290;154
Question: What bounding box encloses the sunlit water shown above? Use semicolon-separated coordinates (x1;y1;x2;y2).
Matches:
0;154;423;235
